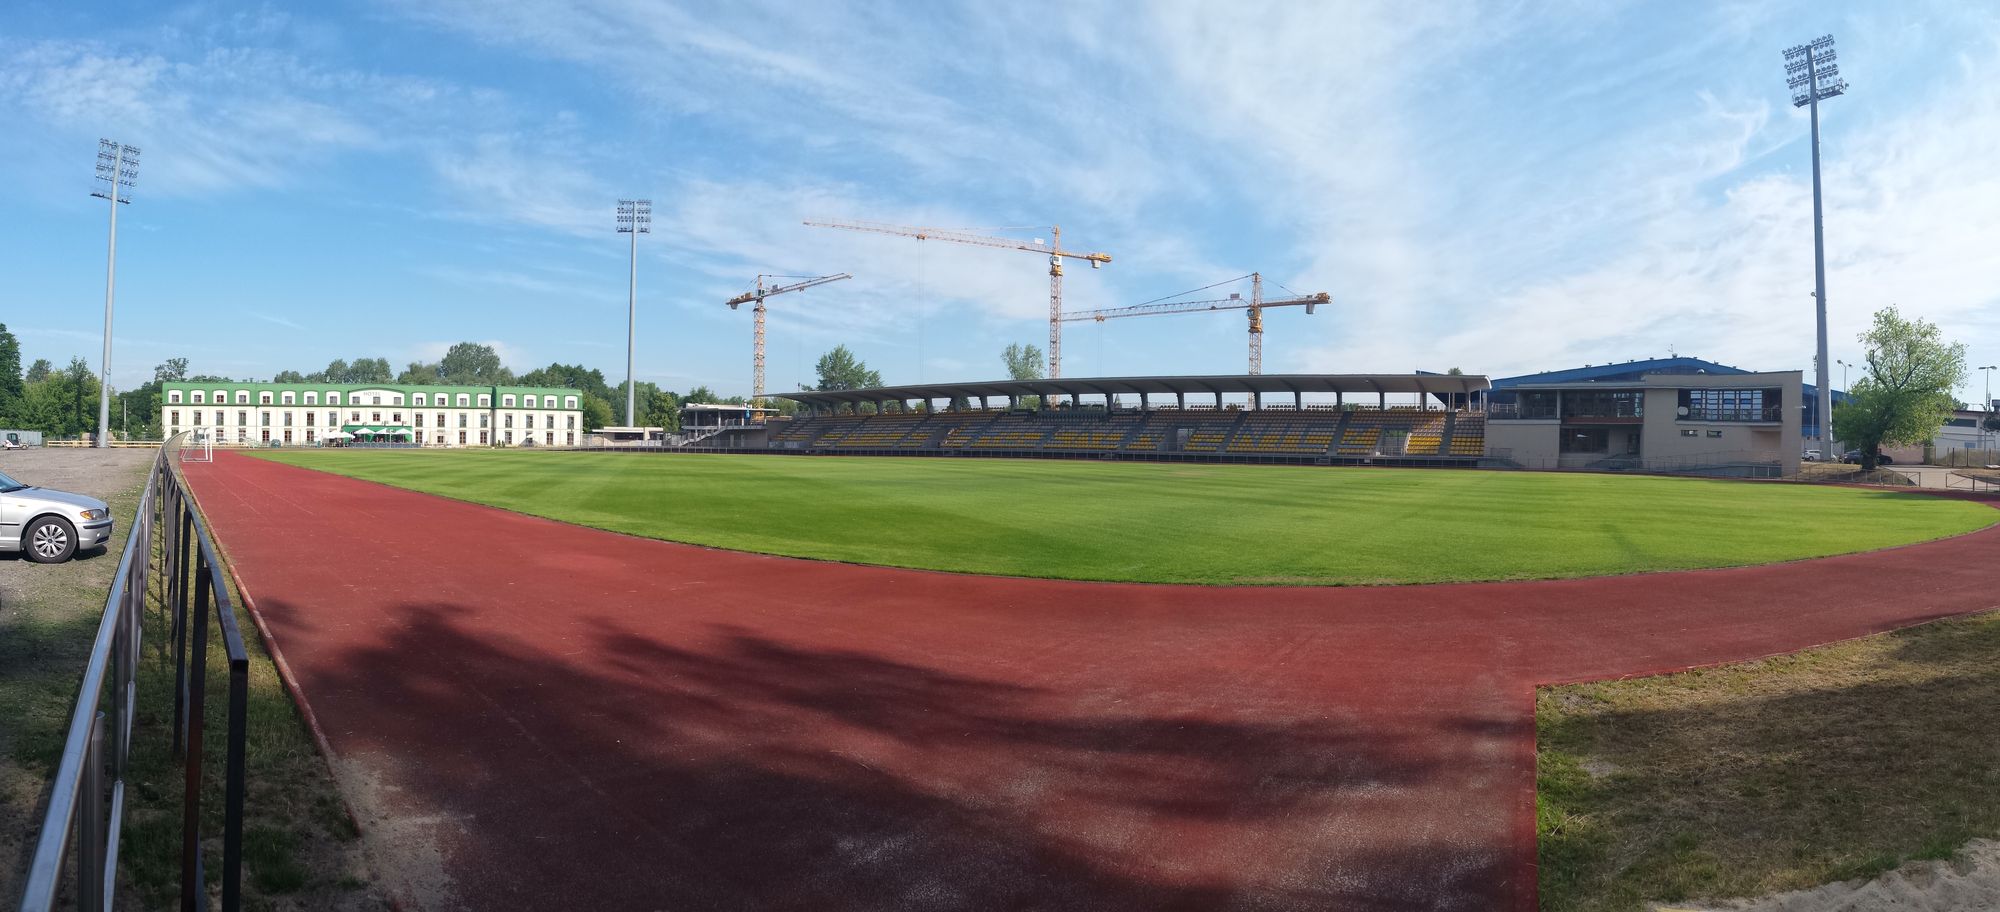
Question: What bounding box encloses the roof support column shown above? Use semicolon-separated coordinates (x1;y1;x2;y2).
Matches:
1140;391;1149;410
1176;391;1185;409
1379;391;1386;409
1253;391;1262;410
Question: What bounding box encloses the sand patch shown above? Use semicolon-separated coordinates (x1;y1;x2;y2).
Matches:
1658;839;2000;912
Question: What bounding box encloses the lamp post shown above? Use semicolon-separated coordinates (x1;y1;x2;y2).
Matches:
1836;358;1850;392
90;139;139;448
1783;35;1846;464
1980;365;1997;452
615;199;651;427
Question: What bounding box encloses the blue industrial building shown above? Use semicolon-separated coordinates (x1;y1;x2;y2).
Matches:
1481;357;1846;442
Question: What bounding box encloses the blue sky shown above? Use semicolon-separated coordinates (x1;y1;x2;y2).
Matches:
4;1;1998;404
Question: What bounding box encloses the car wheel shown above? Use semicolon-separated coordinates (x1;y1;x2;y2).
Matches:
24;516;77;564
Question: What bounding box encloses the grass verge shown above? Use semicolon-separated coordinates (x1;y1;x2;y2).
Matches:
1537;612;2000;911
251;449;1994;585
0;456;384;910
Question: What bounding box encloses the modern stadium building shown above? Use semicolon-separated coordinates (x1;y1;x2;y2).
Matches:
160;381;584;447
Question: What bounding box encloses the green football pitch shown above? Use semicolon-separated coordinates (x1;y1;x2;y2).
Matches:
248;450;1995;585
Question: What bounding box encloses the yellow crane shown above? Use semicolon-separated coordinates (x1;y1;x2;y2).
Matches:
1060;273;1330;375
802;219;1111;378
725;273;852;403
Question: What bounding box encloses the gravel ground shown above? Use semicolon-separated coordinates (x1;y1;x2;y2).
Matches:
0;447;153;906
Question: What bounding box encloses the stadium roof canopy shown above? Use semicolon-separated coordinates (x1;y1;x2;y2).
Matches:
778;373;1491;409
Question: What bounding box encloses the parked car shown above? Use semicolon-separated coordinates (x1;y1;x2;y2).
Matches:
1801;448;1822;461
1840;449;1894;465
0;469;114;563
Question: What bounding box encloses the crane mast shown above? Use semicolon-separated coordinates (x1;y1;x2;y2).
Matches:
804;219;1110;378
726;272;852;403
1060;273;1330;374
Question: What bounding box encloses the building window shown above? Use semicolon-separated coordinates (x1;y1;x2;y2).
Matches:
261;413;271;427
171;410;181;425
392;395;403;405
328;412;338;427
1680;428;1699;437
373;412;382;423
459;431;467;445
1560;427;1610;453
238;410;248;427
304;392;317;405
392;413;402;424
306;429;315;443
458;413;467;428
283;429;293;443
306;412;316;427
503;395;516;407
479;431;488;445
261;429;271;442
565;432;574;445
457;394;469;407
566;415;575;429
543;414;553;429
545;431;554;445
504;430;513;444
192;391;205;404
504;414;513;428
282;392;295;404
236;391;249;404
351;411;361;422
565;396;578;409
436;413;445;427
415;413;425;427
479;413;489;428
477;395;490;407
1707;429;1724;438
1681;388;1782;422
329;392;341;405
169;391;182;404
283;411;292;426
371;395;382;406
260;392;273;404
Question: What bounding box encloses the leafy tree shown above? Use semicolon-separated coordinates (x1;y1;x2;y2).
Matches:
25;359;53;384
271;369;307;383
1831;306;1967;471
348;357;393;384
579;394;616;432
438;343;514;385
398;361;443;384
813;345;882;392
641;389;680;432
684;385;719;404
1446;367;1465;376
1001;343;1045;381
154;357;189;382
0;323;20;422
520;363;613;403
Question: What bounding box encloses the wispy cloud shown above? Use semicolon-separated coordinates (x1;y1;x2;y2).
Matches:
245;310;303;330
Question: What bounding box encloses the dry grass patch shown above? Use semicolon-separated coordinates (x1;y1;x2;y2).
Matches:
1537;613;2000;912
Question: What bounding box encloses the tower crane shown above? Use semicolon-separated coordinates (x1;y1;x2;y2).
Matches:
803;219;1111;378
725;272;852;403
1060;273;1330;375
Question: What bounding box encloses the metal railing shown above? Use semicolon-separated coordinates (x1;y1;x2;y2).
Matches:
1681;406;1783;423
19;436;250;912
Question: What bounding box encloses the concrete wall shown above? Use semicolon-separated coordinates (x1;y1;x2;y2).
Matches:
1484;421;1557;464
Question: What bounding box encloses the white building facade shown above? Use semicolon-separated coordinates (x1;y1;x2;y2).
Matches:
160;381;584;447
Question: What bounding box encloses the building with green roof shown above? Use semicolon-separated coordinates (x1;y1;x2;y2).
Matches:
161;381;583;447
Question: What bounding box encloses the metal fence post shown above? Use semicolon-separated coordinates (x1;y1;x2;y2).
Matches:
180;559;210;912
77;712;106;912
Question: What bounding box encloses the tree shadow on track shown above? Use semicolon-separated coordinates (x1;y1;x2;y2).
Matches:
272;600;1516;912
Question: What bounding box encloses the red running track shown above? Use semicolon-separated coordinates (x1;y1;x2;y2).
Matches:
184;452;2000;911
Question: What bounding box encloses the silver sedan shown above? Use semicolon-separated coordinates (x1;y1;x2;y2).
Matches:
0;468;115;563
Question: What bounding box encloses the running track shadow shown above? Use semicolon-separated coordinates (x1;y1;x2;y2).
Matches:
267;600;1514;911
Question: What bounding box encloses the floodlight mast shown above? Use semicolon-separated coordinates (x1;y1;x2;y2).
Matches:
1784;34;1845;460
616;199;651;427
90;139;138;449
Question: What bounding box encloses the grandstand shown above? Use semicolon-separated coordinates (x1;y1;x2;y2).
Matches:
773;374;1491;466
